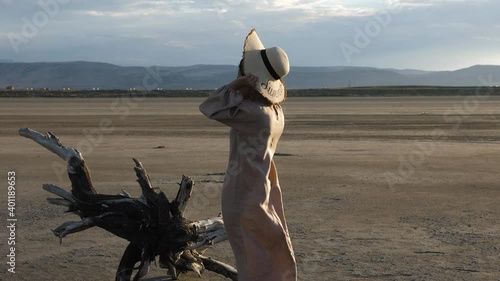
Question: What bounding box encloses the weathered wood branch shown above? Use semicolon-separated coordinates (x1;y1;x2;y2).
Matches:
174;175;194;217
191;216;225;233
19;127;81;162
19;128;236;281
19;127;97;195
199;254;238;281
52;217;96;243
190;229;228;252
132;158;158;204
43;183;75;201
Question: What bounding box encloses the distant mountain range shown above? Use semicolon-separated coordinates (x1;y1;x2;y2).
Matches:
0;61;499;89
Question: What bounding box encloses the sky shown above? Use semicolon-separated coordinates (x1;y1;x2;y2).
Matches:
1;0;499;71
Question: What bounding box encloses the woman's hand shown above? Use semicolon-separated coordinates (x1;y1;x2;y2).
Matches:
229;74;259;91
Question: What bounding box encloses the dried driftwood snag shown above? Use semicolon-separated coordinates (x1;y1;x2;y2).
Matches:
19;128;237;281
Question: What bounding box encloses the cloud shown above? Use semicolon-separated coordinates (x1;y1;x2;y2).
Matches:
240;0;379;23
80;9;175;17
164;40;194;49
1;0;499;70
332;0;500;69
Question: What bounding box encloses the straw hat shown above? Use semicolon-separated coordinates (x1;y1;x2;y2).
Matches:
242;29;289;104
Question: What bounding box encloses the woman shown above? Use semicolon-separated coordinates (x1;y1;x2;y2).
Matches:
199;29;297;281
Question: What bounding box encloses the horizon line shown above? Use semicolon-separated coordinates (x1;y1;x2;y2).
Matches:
1;60;499;72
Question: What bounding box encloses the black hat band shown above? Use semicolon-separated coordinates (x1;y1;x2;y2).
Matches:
260;49;281;80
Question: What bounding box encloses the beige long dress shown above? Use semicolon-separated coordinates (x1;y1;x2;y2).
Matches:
199;85;297;281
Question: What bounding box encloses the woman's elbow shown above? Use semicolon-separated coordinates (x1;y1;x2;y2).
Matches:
199;103;212;118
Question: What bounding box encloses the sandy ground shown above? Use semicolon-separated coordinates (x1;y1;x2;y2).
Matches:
1;96;500;281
